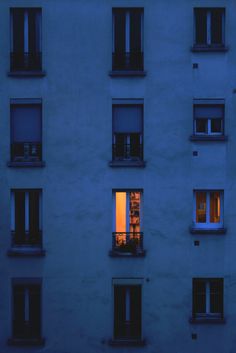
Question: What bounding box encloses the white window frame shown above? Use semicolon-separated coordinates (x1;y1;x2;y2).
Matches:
194;118;223;136
193;190;223;229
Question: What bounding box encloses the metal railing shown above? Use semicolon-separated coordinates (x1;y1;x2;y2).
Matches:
10;52;42;71
112;232;143;254
11;231;42;247
112;143;143;161
11;142;42;162
112;52;143;71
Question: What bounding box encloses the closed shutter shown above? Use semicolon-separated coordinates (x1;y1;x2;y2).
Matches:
113;105;142;133
194;105;223;119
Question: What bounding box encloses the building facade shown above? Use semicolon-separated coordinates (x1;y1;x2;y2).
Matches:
0;0;236;352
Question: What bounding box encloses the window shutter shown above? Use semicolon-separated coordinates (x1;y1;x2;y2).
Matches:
194;105;223;119
13;285;25;338
29;285;41;338
12;9;24;53
15;191;25;242
195;9;207;44
11;104;42;143
130;285;141;339
114;10;126;53
114;286;126;338
130;10;142;53
29;191;40;237
113;105;142;133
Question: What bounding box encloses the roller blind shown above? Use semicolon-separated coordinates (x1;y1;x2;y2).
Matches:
11;104;42;142
194;105;223;119
113;105;142;133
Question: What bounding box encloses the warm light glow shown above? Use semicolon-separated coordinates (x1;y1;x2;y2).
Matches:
116;192;126;232
210;192;220;223
196;192;206;223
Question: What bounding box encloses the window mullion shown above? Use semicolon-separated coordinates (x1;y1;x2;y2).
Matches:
126;193;130;243
125;11;130;53
206;192;210;224
25;192;29;232
24;288;29;322
11;191;15;231
208;119;211;134
24;10;29;53
207;11;211;45
206;281;210;314
125;287;131;321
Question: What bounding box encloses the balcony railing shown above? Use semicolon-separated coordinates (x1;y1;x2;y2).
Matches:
10;52;42;71
112;52;143;71
115;320;141;340
11;231;42;247
112;232;143;254
112;143;143;161
11;142;42;162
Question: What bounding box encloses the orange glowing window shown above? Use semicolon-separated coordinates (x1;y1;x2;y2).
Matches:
195;190;222;228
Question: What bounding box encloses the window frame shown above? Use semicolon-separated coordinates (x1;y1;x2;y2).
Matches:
193;8;225;48
192;278;224;321
193;190;224;229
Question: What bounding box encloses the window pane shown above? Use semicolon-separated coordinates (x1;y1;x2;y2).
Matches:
195;9;207;44
210;280;223;314
113;10;126;53
211;9;223;44
13;285;25;338
129;192;140;233
114;286;127;339
130;10;142;52
211;119;222;133
12;9;24;52
193;280;206;314
130;133;141;158
196;192;206;223
115;193;127;245
196;119;207;133
210;192;221;223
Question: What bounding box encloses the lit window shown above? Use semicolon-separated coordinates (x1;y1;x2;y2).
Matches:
194;8;225;47
114;284;142;340
112;191;143;254
11;189;42;247
10;8;42;71
112;8;143;71
10;99;42;164
192;278;224;321
194;102;224;136
11;279;42;342
194;190;223;229
112;102;143;162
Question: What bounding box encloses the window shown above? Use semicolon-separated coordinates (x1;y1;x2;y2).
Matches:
11;189;42;247
192;278;224;321
112;102;143;162
194;8;225;47
112;191;143;255
114;284;142;340
11;279;42;342
193;101;224;137
10;100;42;163
194;190;223;229
112;8;143;71
10;8;42;71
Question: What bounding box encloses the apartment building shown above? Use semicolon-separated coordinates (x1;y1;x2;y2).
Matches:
0;1;236;352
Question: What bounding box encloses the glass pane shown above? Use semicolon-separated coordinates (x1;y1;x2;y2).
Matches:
196;119;207;133
129;192;140;234
116;193;127;245
196;192;206;223
211;9;223;44
210;281;222;314
195;9;207;44
210;192;221;223
211;119;222;133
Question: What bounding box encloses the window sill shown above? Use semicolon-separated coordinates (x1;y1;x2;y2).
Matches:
7;247;46;257
189;317;225;324
109;249;146;257
109;160;146;168
191;45;229;53
7;161;45;168
109;70;146;77
8;337;45;346
109;339;146;347
8;70;46;77
189;227;227;235
189;135;228;142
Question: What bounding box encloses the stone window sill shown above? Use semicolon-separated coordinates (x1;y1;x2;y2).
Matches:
189;317;225;324
189;227;227;235
7;161;45;168
191;45;229;53
8;70;46;77
189;135;228;142
7;247;46;257
8;337;45;346
109;160;146;168
109;339;146;347
109;250;146;257
109;70;146;77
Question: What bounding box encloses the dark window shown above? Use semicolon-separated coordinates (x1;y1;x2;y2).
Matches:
11;8;42;71
192;279;223;319
112;104;143;161
114;285;141;340
10;102;42;162
112;8;143;71
194;104;224;136
12;281;41;340
12;190;42;246
194;8;225;46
